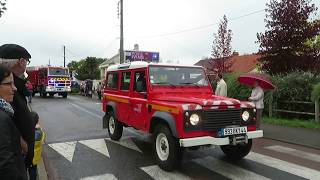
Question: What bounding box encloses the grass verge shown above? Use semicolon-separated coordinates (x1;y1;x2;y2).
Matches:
263;117;320;130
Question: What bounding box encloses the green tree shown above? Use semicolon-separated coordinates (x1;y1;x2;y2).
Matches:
73;57;104;80
211;15;233;74
257;0;320;74
0;0;7;18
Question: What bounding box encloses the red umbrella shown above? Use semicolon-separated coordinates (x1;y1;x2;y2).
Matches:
238;73;276;90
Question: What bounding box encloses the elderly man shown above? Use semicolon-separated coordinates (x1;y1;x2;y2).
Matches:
215;73;227;97
0;44;35;173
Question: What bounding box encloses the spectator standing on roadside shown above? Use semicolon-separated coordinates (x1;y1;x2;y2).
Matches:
0;44;35;171
215;73;227;97
26;81;33;103
248;80;264;129
28;111;45;180
0;65;27;180
96;82;102;100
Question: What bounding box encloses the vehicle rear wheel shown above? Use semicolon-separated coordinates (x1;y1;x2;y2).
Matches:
49;93;54;97
153;125;182;171
107;111;123;141
220;139;252;160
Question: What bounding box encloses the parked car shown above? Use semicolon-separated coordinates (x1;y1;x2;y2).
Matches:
102;61;263;171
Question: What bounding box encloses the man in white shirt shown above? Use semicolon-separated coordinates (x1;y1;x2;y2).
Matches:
215;73;227;97
248;80;264;129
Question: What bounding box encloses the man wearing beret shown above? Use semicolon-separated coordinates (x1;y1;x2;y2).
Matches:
0;44;35;179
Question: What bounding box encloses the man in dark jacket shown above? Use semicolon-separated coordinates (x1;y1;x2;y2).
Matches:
0;44;35;168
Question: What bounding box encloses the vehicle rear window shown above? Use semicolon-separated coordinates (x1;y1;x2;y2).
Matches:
106;72;118;89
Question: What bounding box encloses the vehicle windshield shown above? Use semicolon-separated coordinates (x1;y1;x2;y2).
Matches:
48;68;69;76
149;66;209;86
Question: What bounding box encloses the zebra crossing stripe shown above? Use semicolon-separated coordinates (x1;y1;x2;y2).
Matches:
140;165;193;180
106;137;143;153
193;156;271;180
264;145;320;163
247;152;320;180
78;138;110;158
48;141;77;162
80;173;117;180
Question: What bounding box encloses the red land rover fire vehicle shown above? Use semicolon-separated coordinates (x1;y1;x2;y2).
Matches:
102;61;263;171
27;66;71;98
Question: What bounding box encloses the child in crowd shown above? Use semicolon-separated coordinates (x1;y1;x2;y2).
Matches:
29;111;45;180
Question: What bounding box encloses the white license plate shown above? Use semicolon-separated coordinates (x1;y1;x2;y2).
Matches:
222;127;247;136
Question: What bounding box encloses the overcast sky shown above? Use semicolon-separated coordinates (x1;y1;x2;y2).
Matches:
0;0;319;66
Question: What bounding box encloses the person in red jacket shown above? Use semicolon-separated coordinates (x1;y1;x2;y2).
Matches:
26;81;33;103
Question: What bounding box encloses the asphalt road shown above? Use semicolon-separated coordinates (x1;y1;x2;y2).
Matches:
30;94;320;180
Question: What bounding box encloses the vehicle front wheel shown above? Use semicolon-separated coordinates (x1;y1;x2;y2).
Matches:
107;111;123;141
220;139;252;160
153;125;182;171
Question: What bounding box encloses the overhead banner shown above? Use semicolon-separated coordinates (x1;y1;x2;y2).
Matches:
125;50;159;62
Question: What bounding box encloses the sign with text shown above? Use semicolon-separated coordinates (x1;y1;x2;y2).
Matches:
125;50;159;62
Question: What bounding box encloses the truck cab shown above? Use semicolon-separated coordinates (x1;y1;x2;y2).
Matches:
102;61;263;171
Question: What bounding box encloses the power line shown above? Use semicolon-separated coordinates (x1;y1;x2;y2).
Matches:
136;9;265;39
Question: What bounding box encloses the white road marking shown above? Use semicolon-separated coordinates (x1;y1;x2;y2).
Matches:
79;138;110;158
48;141;77;162
265;145;320;162
106;137;142;153
80;173;118;180
247;152;320;180
265;145;320;163
69;102;101;119
140;165;192;180
193;156;271;180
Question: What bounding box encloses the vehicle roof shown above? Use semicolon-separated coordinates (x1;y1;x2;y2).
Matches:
106;61;202;72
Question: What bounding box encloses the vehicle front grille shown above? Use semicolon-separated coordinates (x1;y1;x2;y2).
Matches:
202;109;241;130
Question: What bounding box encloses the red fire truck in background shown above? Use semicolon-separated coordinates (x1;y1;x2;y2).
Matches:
27;66;71;98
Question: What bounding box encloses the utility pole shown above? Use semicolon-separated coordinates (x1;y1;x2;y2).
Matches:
63;45;66;67
119;0;124;64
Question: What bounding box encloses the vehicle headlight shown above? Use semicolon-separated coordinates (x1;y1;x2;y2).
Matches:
242;110;250;121
189;113;200;125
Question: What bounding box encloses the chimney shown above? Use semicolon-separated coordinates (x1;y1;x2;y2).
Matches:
133;44;139;51
232;51;239;56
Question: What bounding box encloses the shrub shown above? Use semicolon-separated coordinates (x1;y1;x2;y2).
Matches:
225;73;251;101
270;71;320;119
71;87;80;94
311;83;320;102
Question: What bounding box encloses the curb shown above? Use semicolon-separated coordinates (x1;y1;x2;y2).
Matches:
38;146;57;180
263;136;320;150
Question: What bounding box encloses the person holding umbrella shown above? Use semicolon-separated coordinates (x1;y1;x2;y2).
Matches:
248;80;264;129
238;73;276;130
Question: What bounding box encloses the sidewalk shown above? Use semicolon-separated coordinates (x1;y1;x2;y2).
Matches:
261;123;320;150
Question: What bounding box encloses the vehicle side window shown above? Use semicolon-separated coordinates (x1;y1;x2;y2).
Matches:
106;72;118;89
134;71;146;92
120;72;131;91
